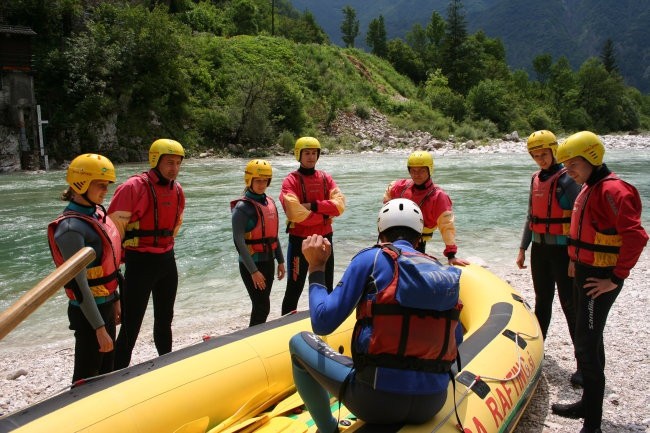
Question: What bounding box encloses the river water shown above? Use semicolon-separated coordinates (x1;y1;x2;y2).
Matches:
1;146;649;350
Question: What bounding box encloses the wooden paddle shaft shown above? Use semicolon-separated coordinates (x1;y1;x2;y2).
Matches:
0;247;96;341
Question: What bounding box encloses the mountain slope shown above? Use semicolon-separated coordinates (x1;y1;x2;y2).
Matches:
289;0;650;93
467;0;650;92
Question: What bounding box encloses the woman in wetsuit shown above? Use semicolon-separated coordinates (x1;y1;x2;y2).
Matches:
231;159;285;326
48;153;122;382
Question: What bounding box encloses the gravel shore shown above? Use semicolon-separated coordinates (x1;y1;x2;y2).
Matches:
1;134;649;432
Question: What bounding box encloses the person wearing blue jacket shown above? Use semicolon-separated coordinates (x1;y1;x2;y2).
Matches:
289;199;463;433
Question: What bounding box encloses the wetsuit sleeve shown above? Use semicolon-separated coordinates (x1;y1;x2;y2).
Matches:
557;172;581;210
231;201;258;275
308;251;372;335
274;236;285;265
520;182;533;250
54;220;105;330
520;221;533;250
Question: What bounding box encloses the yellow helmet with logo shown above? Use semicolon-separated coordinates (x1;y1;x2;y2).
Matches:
66;153;116;194
556;131;605;166
527;130;558;157
407;151;434;176
244;159;273;187
294;136;321;161
149;138;185;168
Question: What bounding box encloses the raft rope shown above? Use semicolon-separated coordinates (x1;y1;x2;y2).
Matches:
22;369;119;410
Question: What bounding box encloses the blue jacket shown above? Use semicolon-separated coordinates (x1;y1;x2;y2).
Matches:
308;240;462;394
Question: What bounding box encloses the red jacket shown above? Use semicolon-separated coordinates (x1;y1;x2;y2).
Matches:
279;169;345;237
385;178;457;257
569;170;648;282
108;169;185;254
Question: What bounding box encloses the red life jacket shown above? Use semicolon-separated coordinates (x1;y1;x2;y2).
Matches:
230;196;279;255
529;169;571;235
569;174;622;267
48;208;122;301
353;244;462;374
286;170;332;236
123;173;182;250
395;179;440;240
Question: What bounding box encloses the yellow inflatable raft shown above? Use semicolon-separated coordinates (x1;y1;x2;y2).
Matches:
0;264;543;433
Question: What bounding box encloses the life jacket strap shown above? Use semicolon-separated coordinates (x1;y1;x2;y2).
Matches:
530;216;571;224
124;228;174;240
568;238;620;254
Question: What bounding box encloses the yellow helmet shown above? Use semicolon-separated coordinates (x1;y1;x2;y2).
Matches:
407;151;434;176
556;131;605;166
244;159;273;187
294;136;321;161
527;130;558;157
66;153;116;194
149;138;185;168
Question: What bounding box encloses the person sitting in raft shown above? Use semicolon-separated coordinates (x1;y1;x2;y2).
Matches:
231;159;285;327
48;153;122;383
289;199;463;433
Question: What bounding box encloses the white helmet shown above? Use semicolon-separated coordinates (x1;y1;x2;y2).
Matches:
377;199;424;234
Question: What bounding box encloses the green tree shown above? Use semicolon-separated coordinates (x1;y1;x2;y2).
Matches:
469;31;509;82
600;38;619;74
231;0;260;36
387;39;426;83
577;58;639;131
406;23;428;61
532;53;553;85
367;15;388;58
43;4;191;157
440;0;471;94
280;11;329;44
426;11;446;47
340;5;359;48
178;1;226;35
424;69;465;120
466;79;513;131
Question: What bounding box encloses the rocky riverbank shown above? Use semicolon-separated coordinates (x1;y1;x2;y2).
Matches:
322;110;650;155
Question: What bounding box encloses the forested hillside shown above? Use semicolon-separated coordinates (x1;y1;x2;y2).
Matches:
290;0;650;93
1;0;648;164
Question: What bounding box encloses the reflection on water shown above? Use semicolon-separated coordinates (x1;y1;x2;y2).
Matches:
1;149;648;347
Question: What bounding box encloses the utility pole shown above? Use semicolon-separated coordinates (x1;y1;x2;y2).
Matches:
36;105;49;170
271;0;275;36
